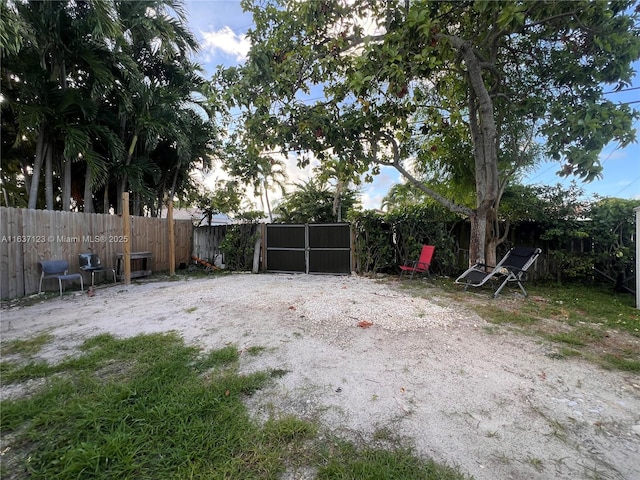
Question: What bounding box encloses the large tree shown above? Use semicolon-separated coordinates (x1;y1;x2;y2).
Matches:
219;0;639;264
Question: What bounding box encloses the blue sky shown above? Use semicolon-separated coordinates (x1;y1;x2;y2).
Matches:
184;0;640;210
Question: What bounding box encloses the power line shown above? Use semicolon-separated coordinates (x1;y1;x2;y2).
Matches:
612;175;640;197
603;86;640;94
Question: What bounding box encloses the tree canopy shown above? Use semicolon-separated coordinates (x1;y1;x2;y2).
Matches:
273;176;360;223
218;0;640;264
1;0;217;215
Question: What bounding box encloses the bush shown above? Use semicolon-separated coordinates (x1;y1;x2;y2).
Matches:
219;212;263;271
351;210;396;273
350;204;460;275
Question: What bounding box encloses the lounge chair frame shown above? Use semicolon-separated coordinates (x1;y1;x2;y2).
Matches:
455;247;542;298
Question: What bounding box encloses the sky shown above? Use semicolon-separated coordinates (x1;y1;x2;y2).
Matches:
183;0;640;211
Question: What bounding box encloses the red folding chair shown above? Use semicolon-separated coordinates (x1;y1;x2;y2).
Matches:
399;245;435;279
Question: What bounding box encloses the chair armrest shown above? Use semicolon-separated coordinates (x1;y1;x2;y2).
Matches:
472;262;494;269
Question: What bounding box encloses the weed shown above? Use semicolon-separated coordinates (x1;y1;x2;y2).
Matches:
482;326;501;335
560;348;582;358
1;333;54;356
372;427;396;443
490;452;511;465
185;306;198;313
246;345;267;356
525;456;544;472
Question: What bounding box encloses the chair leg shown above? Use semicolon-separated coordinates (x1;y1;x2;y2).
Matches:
492;278;511;298
58;279;63;298
516;281;528;297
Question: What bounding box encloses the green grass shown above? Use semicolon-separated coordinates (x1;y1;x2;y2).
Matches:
1;333;54;356
456;282;640;372
599;354;640;372
316;440;466;480
474;305;539;326
525;284;640;335
0;332;468;480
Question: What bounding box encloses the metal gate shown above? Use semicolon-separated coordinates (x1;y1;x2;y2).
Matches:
265;223;352;274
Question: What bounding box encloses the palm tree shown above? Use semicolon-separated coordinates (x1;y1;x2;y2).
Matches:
274;177;359;224
2;0;213;214
251;156;288;222
111;0;200;214
3;0;125;210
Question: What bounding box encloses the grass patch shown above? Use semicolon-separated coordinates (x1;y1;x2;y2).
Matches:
0;333;54;356
246;345;268;356
544;326;605;347
600;354;640;372
1;332;467;480
456;282;640;372
474;305;538;326
528;284;640;336
316;440;467;479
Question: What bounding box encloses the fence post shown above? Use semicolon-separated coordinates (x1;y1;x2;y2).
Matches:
168;200;175;276
635;206;639;309
122;192;131;285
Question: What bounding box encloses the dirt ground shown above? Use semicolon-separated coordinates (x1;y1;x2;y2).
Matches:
1;273;639;480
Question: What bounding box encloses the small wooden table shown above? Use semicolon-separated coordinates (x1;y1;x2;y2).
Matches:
116;251;153;280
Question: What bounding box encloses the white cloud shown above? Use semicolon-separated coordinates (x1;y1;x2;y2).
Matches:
200;26;250;62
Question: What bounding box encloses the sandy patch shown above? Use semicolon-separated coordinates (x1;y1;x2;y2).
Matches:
2;273;639;480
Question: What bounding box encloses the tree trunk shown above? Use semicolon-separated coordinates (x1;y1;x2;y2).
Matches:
118;133;138;214
133;192;141;216
264;180;273;222
28;129;47;209
468;210;488;265
485;221;499;267
116;178;123;214
44;143;54;210
333;180;344;221
62;158;72;211
83;163;94;213
103;183;110;214
441;35;501;266
21;159;31;200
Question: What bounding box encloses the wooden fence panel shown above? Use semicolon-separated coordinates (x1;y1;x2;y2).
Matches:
175;220;193;268
0;208;25;298
0;207;193;299
192;226;227;263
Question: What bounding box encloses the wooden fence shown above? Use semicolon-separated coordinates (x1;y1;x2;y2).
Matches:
192;225;228;263
0;207;193;299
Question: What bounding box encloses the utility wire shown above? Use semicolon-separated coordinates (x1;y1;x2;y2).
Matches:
603;86;640;94
612;175;640;197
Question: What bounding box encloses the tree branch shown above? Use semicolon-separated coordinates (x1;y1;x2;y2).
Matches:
374;131;473;216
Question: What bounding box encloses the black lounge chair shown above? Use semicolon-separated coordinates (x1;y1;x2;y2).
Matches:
455;247;542;298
